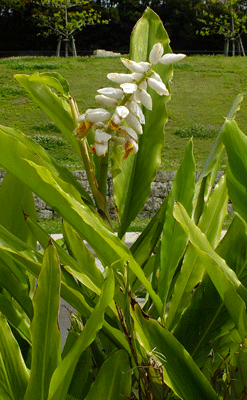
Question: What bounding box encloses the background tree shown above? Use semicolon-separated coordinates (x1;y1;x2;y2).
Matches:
32;0;108;56
198;0;247;55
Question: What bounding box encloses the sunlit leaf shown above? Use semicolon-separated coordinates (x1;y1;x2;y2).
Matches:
24;243;61;400
0;314;29;400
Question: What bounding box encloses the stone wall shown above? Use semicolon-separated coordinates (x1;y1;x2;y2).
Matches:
0;170;226;220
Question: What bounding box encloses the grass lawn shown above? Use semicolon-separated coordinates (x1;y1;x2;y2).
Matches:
0;54;245;232
1;54;246;170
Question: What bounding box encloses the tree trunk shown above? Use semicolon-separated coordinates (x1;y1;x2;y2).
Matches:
56;36;62;57
239;34;246;56
224;38;229;56
72;36;77;57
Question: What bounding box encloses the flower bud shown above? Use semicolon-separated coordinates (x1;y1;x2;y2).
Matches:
97;87;123;99
147;77;170;96
92;129;111;157
109;105;129;130
134;88;152;110
120;82;138;94
107;73;135;84
84;108;111;123
149;42;164;64
95;95;118;107
121;58;147;73
159;53;186;65
126;101;145;124
125;113;143;134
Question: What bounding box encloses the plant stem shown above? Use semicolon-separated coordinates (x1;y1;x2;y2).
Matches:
69;96;112;229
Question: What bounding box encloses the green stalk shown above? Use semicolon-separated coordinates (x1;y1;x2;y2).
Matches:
69;96;112;229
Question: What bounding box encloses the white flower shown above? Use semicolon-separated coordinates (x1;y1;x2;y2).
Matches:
134;88;152;110
147;77;170;96
95;94;118;107
126;101;145;125
120;82;138;94
118;126;138;141
138;61;151;72
149;42;164;65
107;73;135;84
83;108;110;123
118;126;139;159
159;53;186;65
109;105;129;130
139;80;148;91
97;87;123;99
151;72;163;82
121;58;148;73
125;112;143;135
75;108;111;137
149;42;186;66
92;129;111;157
131;72;145;82
95;129;111;143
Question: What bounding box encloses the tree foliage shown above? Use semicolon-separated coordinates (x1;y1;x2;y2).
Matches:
198;0;247;55
32;0;106;38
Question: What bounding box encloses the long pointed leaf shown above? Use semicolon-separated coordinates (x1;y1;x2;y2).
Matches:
198;93;244;181
0;294;31;344
0;124;93;206
173;215;247;366
131;302;218;400
48;269;115;400
24;243;61;400
0;314;29;400
85;349;131;400
0;254;33;320
174;202;247;340
159;139;195;306
113;8;173;237
14;73;80;156
194;94;244;223
166;175;228;331
223;118;247;223
0;126;163;315
0;173;36;248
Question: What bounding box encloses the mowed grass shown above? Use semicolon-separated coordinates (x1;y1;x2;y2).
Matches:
0;54;247;170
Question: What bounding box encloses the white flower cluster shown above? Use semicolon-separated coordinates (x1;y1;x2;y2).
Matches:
75;42;185;158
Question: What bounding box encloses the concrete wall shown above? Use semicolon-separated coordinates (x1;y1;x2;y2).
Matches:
0;170;226;220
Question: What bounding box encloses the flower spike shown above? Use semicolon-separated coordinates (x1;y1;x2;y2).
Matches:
75;42;186;158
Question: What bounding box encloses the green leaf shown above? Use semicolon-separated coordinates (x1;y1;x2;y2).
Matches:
0;221;128;352
24;243;61;400
0;253;33;320
0;126;163;316
173;216;247;366
26;215;103;296
159;139;195;307
0;314;29;400
0;173;36;248
112;8;173;237
47;269;115;400
166;174;228;331
223;118;247;223
174;201;247;340
30;72;70;96
194;94;244;223
0;294;31;344
62;219;104;291
14;73;80;156
130;196;168;268
131;302;218;400
85;350;131;400
0;125;93;206
198;94;244;181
